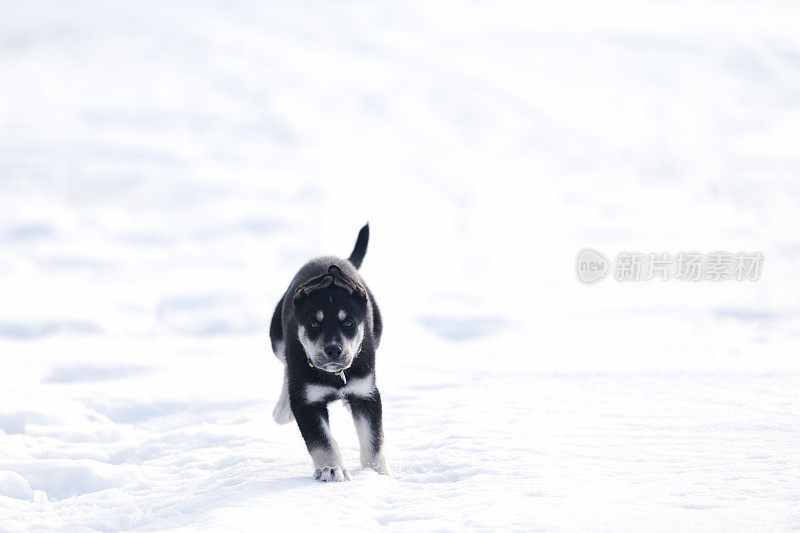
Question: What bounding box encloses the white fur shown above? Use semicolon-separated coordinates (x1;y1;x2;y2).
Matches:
304;374;375;404
272;368;293;424
315;310;324;321
305;383;336;404
297;325;319;358
273;340;286;364
343;374;375;398
353;414;389;474
314;466;349;482
343;323;365;360
309;415;350;481
338;309;346;320
353;415;372;466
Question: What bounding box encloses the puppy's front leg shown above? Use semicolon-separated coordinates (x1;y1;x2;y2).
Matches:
348;390;389;475
291;396;350;482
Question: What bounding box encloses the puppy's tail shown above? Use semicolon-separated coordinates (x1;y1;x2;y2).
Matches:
348;223;369;269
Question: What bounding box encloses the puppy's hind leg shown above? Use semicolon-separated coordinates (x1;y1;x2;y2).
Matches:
269;297;293;424
272;365;294;424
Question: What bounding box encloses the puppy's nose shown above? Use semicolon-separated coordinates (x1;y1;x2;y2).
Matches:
324;344;343;359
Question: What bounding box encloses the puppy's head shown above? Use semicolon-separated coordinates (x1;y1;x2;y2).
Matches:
293;266;367;372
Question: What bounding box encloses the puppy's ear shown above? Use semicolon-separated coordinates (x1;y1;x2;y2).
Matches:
352;285;367;301
293;273;333;304
292;289;305;308
327;265;368;301
292;266;368;307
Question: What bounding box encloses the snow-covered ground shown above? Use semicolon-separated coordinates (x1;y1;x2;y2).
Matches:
1;1;799;530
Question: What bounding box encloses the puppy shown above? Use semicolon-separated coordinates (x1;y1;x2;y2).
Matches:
269;224;388;481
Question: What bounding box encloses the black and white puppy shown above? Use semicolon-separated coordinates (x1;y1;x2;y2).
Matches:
269;224;388;482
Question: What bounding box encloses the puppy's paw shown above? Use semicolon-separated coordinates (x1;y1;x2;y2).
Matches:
362;454;390;476
314;466;351;482
366;461;390;476
371;463;390;476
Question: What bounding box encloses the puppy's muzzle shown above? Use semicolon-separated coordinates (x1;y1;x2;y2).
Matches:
304;334;359;373
317;343;349;371
324;343;343;359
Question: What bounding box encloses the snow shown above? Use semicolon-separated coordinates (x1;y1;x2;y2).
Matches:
1;0;800;530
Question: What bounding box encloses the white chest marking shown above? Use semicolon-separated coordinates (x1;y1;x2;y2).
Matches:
304;375;375;404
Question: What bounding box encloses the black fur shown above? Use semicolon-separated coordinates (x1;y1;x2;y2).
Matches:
348;224;369;269
269;223;387;481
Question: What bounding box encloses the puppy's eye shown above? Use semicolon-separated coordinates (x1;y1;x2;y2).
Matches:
310;320;320;328
343;317;354;328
